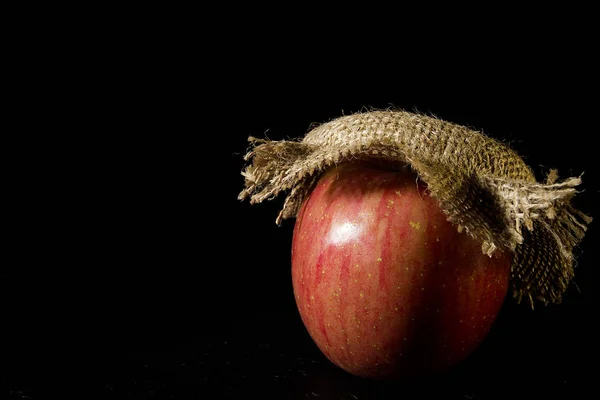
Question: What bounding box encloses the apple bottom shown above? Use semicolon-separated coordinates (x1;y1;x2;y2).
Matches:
291;163;511;380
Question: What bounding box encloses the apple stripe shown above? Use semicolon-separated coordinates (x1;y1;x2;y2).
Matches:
291;162;511;378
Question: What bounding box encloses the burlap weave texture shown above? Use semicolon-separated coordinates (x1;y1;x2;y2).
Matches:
239;110;591;307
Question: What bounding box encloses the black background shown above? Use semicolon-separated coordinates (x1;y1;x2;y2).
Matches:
2;17;597;399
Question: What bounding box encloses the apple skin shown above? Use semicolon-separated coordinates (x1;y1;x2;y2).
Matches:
291;162;512;379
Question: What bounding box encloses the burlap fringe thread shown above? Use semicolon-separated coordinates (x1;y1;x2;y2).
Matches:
238;110;592;308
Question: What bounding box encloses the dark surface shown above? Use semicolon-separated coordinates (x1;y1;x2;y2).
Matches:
4;21;597;399
1;301;596;399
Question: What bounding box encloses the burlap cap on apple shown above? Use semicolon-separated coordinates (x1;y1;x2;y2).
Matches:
238;110;592;307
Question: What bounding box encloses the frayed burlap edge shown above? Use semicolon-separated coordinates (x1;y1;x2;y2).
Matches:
238;110;592;307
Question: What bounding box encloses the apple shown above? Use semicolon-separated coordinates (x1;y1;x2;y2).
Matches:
291;161;512;379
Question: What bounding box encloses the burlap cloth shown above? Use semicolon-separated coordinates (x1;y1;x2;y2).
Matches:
238;110;591;307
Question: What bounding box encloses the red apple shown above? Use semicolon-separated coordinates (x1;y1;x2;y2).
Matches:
291;161;511;379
